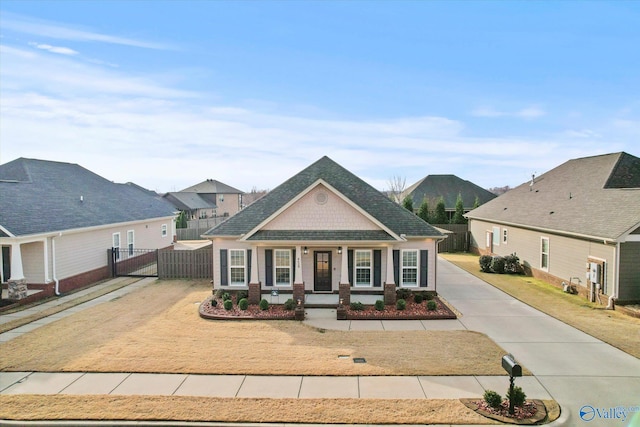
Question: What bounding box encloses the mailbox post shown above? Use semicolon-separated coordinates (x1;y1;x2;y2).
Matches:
502;354;522;415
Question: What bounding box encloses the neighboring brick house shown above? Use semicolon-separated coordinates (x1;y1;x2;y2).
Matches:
0;158;176;303
466;152;640;306
402;174;497;221
204;156;446;302
164;179;244;220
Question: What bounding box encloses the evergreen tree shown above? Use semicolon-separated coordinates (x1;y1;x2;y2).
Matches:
451;193;467;224
402;195;414;212
473;196;480;209
433;197;447;224
417;198;430;223
176;211;188;229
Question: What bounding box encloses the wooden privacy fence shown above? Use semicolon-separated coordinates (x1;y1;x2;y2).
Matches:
432;224;469;253
157;247;213;279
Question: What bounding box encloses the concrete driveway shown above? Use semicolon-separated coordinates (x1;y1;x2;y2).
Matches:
437;257;640;426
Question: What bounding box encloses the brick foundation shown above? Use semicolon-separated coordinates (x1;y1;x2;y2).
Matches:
248;283;261;305
339;283;351;306
384;283;396;305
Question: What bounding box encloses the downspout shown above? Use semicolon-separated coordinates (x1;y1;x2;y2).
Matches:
51;232;61;296
606;241;620;310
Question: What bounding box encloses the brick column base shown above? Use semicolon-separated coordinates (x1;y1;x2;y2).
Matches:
8;278;28;300
336;304;347;320
384;283;396;306
293;283;305;304
248;283;261;305
339;283;351;306
295;306;305;321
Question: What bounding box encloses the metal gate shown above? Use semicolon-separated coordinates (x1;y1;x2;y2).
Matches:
110;248;158;277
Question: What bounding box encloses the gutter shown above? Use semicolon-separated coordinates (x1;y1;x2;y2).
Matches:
51;232;61;296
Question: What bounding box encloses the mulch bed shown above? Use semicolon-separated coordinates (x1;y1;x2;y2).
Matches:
199;296;296;320
461;398;560;425
345;296;457;320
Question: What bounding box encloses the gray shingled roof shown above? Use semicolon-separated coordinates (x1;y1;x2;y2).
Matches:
163;192;218;211
403;174;497;209
205;156;445;240
0;158;176;237
180;179;243;194
466;152;640;241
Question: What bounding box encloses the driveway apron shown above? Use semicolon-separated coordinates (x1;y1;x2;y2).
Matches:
437;257;640;425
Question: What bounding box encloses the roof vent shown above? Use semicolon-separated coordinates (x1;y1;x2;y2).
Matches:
80;195;84;203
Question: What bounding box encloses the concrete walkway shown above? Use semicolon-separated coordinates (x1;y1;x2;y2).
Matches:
2;259;639;426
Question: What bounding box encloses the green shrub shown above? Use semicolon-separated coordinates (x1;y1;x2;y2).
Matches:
238;298;249;310
223;299;233;310
222;292;232;301
210;299;218;307
236;290;248;301
396;299;406;310
414;293;424;304
259;299;269;311
484;390;503;409
350;301;365;311
479;255;493;272
284;298;296;311
490;256;506;274
396;288;412;300
424;292;434;301
374;300;385;311
504;253;522;274
506;386;526;408
427;300;437;311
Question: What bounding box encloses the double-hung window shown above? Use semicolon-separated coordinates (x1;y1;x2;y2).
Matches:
275;249;292;286
229;249;246;285
112;232;121;260
161;224;168;237
401;250;418;287
354;250;372;286
127;230;134;256
540;237;549;271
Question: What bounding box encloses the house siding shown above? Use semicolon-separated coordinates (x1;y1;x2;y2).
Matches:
619;242;640;303
469;219;616;296
263;185;379;231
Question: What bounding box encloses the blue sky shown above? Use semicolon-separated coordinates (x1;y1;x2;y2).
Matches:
1;1;638;194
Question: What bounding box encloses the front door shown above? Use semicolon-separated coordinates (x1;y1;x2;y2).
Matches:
314;251;332;292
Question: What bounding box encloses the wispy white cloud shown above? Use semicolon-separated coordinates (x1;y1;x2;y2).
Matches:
1;11;173;50
28;41;78;55
472;105;546;119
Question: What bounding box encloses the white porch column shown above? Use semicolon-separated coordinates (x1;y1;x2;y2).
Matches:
340;246;349;284
10;242;25;280
385;245;395;285
43;238;51;283
250;245;259;283
295;245;303;283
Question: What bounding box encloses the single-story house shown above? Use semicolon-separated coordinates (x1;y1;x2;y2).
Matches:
204;156;446;302
0;158;177;302
466;152;640;306
402;174;497;222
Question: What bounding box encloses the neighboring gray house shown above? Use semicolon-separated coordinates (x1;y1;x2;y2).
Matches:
164;179;244;219
0;158;176;302
204;156;446;302
466;152;640;305
402;174;497;221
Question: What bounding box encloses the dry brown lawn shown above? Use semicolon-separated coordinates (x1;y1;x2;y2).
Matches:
0;395;501;425
0;279;513;376
441;253;640;359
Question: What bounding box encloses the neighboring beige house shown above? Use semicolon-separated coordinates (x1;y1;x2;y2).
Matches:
204;156;446;302
466;152;640;306
0;158;176;303
164;179;244;220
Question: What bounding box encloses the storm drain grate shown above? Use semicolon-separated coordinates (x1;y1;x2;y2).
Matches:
353;357;367;363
